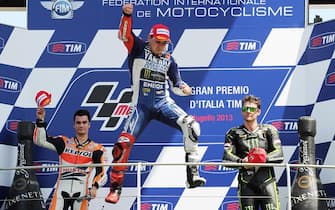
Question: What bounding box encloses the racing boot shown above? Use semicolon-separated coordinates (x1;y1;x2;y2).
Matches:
186;164;206;188
105;182;122;204
105;172;123;204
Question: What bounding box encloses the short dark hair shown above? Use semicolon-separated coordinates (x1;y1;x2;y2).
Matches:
73;109;91;122
242;95;261;109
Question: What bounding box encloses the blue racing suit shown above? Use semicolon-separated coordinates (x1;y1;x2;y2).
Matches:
107;12;205;200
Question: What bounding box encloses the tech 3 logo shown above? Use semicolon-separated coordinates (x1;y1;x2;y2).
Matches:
81;82;133;131
41;0;84;19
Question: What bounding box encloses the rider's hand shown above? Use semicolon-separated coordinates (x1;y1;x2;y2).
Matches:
36;107;46;121
123;3;133;15
90;186;98;199
180;83;192;95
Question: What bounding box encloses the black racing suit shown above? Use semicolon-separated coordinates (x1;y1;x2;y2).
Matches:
223;124;284;210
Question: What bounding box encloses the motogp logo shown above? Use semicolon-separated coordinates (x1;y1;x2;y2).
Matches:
81;82;132;131
41;0;84;19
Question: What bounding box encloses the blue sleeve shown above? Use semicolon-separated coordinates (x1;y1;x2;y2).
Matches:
167;58;183;87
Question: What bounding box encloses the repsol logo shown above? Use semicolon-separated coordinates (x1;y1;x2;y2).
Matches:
325;72;335;86
222;39;261;53
309;32;335;49
34;160;59;175
126;160;152;174
200;159;237;174
0;76;22;92
47;41;86;55
64;148;92;157
133;201;173;210
266;119;298;133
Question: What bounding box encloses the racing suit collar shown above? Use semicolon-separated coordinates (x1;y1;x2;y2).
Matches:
74;137;91;149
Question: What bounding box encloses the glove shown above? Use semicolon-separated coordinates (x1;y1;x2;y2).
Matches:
247;147;267;163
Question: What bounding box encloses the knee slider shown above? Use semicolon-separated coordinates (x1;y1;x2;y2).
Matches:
177;115;200;153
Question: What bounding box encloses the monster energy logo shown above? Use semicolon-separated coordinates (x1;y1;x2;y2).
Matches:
142;68;151;79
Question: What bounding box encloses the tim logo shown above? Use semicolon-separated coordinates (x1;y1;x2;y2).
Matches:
47;41;86;55
6;120;20;133
34;160;59;175
41;0;84;19
222;39;261;53
126;160;152;174
133;201;173;210
221;200;240;210
200;159;237;174
0;76;21;92
309;32;335;49
325;72;335;86
266;119;298;133
81;82;132;131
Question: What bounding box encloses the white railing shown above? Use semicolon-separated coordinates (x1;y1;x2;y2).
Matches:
1;162;335;210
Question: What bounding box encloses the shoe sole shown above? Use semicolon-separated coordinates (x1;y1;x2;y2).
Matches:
186;180;206;188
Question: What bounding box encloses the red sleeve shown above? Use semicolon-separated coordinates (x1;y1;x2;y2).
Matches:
118;14;134;53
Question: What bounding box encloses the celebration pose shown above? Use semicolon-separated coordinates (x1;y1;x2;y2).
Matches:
105;3;206;204
34;108;106;210
223;95;284;210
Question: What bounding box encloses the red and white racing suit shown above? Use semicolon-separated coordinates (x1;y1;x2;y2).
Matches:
33;121;106;210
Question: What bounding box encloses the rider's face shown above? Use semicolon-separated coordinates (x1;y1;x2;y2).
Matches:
149;37;169;56
74;115;90;136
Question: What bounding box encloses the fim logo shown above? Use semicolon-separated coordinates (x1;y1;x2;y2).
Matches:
41;0;84;19
325;72;335;86
81;82;133;131
221;200;240;210
0;76;22;92
126;160;152;174
309;32;335;49
34;160;59;175
47;41;86;55
222;39;261;53
200;159;237;174
266;119;298;134
133;201;173;210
